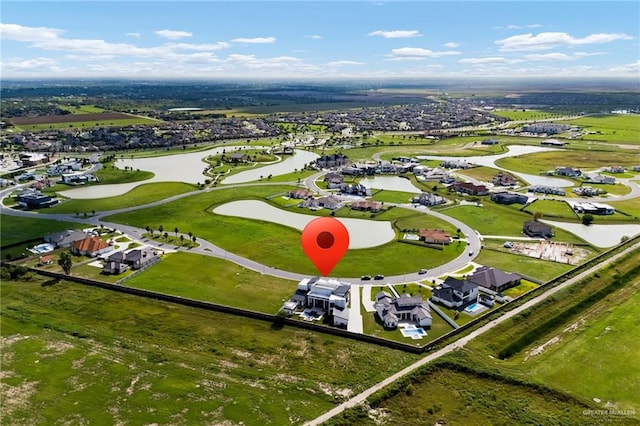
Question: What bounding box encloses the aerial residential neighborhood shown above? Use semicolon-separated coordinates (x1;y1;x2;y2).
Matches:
1;1;639;425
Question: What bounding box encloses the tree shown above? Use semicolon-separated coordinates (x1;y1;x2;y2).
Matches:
533;211;544;220
192;235;197;243
58;251;73;275
163;232;169;239
174;227;179;237
180;235;184;245
582;214;594;226
158;225;164;234
188;231;193;239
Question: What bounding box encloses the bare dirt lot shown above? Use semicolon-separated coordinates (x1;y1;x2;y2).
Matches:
509;240;589;265
10;112;138;125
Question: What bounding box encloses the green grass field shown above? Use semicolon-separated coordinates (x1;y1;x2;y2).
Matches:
58;105;105;114
102;186;466;277
48;182;196;214
495;149;640;175
0;275;420;425
566;114;640;144
491;109;567;121
0;214;86;246
125;252;297;313
474;248;575;281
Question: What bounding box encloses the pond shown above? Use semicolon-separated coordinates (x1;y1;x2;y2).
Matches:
213;199;395;249
418;145;574;188
359;176;423;193
542;220;640;247
58;145;262;199
222;150;319;184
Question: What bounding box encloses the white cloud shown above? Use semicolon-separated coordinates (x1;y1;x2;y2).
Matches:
155;29;192;40
326;60;364;67
608;60;640;74
443;42;460;48
505;24;543;30
126;32;140;38
459;57;524;64
0;23;63;41
231;37;276;44
496;31;633;51
388;47;460;60
368;30;422;39
523;52;604;61
1;56;58;69
306;35;322;40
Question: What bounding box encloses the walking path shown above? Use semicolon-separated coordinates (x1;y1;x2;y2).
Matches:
347;284;363;334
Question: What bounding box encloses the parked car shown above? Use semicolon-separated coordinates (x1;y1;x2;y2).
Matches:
374;274;385;280
361;275;371;281
418;268;428;275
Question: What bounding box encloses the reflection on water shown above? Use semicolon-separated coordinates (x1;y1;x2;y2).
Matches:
359;176;423;193
542;220;640;247
222;150;319;184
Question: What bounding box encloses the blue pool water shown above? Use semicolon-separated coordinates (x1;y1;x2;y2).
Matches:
401;327;427;338
464;302;481;313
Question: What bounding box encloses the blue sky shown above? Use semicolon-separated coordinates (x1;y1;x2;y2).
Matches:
1;1;638;79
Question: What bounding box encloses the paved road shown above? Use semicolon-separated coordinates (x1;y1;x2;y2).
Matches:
304;240;640;426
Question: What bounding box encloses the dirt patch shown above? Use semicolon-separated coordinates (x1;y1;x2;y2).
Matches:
525;318;586;360
10;112;138;125
509;241;589;265
0;378;39;418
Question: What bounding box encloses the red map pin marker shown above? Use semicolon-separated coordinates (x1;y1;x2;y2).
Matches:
301;217;350;277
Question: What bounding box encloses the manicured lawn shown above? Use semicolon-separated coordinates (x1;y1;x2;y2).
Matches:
125;252;297;313
455;166;523;186
59;105;105;114
48;182;196;214
0;214;86;246
94;164;155;184
608;197;640;219
103;186;465;277
15;117;159;132
370;189;416;204
501;279;539;298
1;276;419;425
524;199;578;219
361;305;454;345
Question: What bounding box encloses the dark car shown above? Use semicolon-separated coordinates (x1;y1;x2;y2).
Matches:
361;275;371;281
374;274;385;280
418;269;428;275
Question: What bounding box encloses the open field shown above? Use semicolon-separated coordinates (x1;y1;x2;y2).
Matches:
464;252;640;413
491;109;567;120
48;182;195;214
474;248;576;281
10;112;160;131
329;361;602;426
0;214;86;246
0;275;419;425
566;114;640;144
454;166;523;185
125;252;297;313
103;186;466;277
494;149;640;175
58;105;105;114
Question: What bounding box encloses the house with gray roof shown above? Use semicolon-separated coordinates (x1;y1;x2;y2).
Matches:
44;230;87;248
467;266;521;292
374;292;431;329
523;220;554;238
431;277;479;309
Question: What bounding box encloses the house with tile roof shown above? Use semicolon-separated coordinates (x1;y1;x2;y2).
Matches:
44;230;88;248
71;236;113;257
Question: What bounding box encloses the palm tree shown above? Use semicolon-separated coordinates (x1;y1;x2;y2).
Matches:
180;235;184;245
188;231;193;239
174;227;179;238
163;232;168;240
158;225;164;234
58;251;73;275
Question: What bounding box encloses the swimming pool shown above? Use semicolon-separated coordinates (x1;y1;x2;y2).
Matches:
464;302;482;313
28;243;55;254
400;327;427;339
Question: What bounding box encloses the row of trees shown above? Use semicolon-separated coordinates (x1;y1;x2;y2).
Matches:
144;225;197;244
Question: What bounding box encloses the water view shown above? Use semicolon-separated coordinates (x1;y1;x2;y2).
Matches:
359;176;423;193
222;150;319;184
542;220;640;247
213;200;395;249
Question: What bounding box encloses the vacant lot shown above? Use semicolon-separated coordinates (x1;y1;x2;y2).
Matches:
10;112;142;125
1;276;418;425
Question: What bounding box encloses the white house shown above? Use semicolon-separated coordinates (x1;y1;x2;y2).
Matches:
374;291;432;329
289;277;351;326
